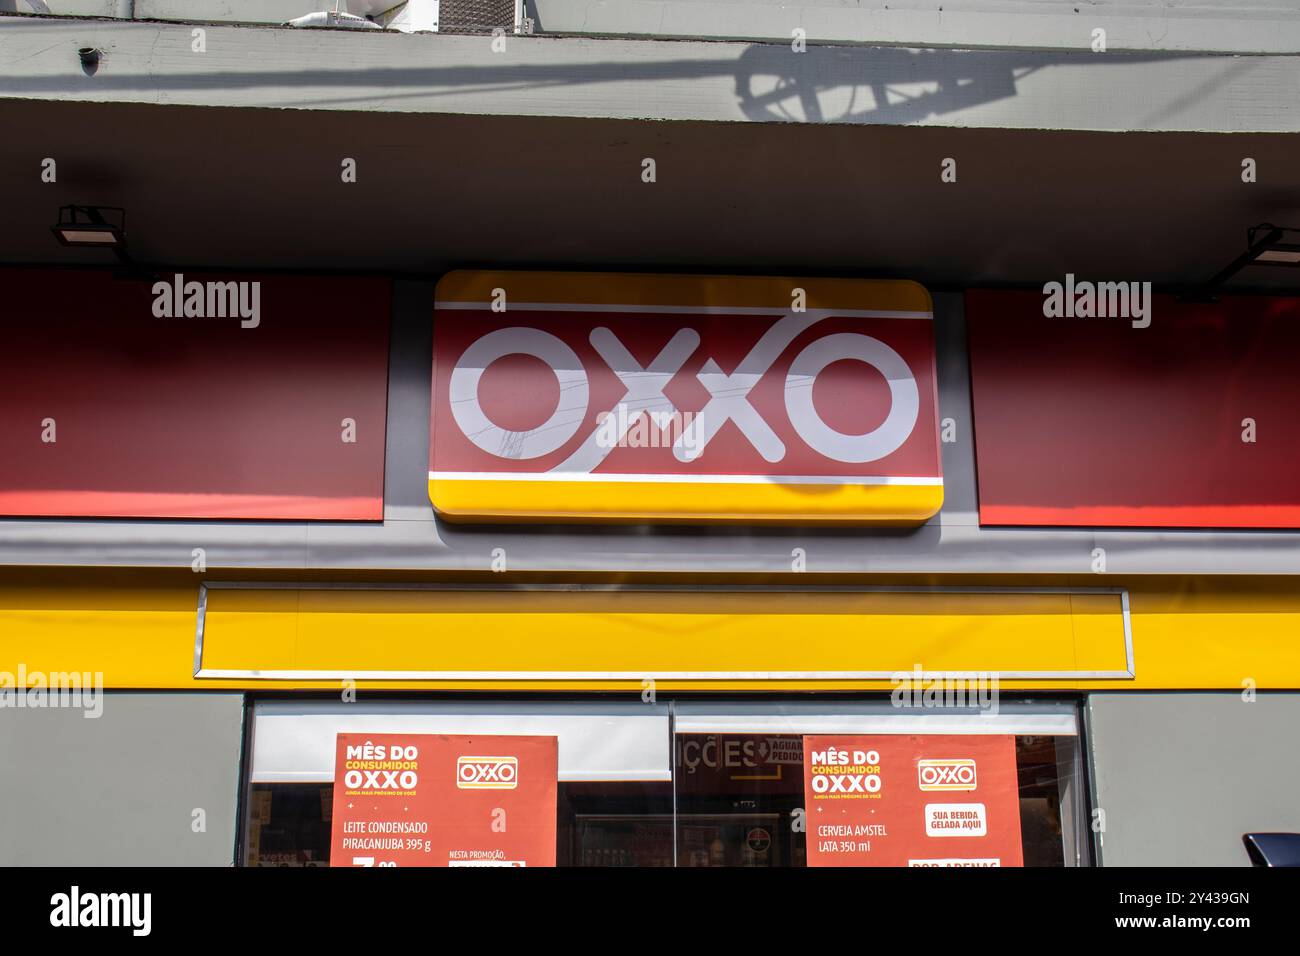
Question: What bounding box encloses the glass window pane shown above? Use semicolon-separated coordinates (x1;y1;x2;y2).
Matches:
560;782;674;866
672;719;1088;867
242;700;1090;867
246;784;331;867
674;733;806;867
246;780;674;867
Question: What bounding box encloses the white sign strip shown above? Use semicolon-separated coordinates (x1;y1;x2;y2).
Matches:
251;705;672;784
434;302;933;319
672;713;1078;736
429;471;944;486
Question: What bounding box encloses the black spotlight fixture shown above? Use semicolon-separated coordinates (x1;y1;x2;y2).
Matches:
1204;223;1300;289
50;205;155;283
51;204;130;258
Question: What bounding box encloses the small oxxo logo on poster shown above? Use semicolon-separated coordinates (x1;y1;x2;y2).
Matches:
917;758;977;792
429;272;942;523
808;747;883;796
456;755;519;789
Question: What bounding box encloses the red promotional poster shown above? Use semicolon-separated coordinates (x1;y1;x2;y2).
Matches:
802;735;1022;867
329;733;557;867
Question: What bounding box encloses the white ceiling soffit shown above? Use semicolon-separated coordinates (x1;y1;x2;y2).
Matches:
672;701;1079;737
251;700;671;783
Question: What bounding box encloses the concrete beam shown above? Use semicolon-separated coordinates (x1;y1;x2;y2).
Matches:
8;1;1300;55
531;0;1300;56
0;16;1298;132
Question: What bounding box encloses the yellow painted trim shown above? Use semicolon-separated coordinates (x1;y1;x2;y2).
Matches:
429;478;944;524
2;577;1297;691
198;587;1128;679
433;270;934;313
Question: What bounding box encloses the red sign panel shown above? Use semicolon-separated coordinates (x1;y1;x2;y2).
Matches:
802;734;1022;867
430;271;942;523
967;289;1300;528
330;733;557;867
0;269;389;519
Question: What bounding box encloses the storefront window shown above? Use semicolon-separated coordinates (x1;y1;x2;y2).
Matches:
244;700;674;867
242;699;1089;867
672;732;1083;867
671;701;1089;868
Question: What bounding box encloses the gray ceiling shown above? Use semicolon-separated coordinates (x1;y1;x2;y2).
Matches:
3;98;1299;292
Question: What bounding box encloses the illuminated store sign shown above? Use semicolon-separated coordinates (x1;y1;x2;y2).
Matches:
430;271;942;523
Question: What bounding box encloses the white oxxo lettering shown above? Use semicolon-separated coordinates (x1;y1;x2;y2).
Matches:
450;313;919;466
343;769;418;790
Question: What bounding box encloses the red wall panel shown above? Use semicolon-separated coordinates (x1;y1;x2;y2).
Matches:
0;270;389;520
967;289;1300;528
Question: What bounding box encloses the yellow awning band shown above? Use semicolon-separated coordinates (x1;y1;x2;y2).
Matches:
2;575;1296;690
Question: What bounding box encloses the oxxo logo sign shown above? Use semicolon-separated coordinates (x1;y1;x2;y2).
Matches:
430;272;942;523
457;755;519;789
918;758;977;792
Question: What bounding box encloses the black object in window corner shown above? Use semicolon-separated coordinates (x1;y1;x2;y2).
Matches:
1243;833;1300;867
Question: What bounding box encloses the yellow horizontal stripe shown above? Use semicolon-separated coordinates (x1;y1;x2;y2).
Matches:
0;575;1297;691
430;478;944;524
433;270;933;314
199;588;1127;678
